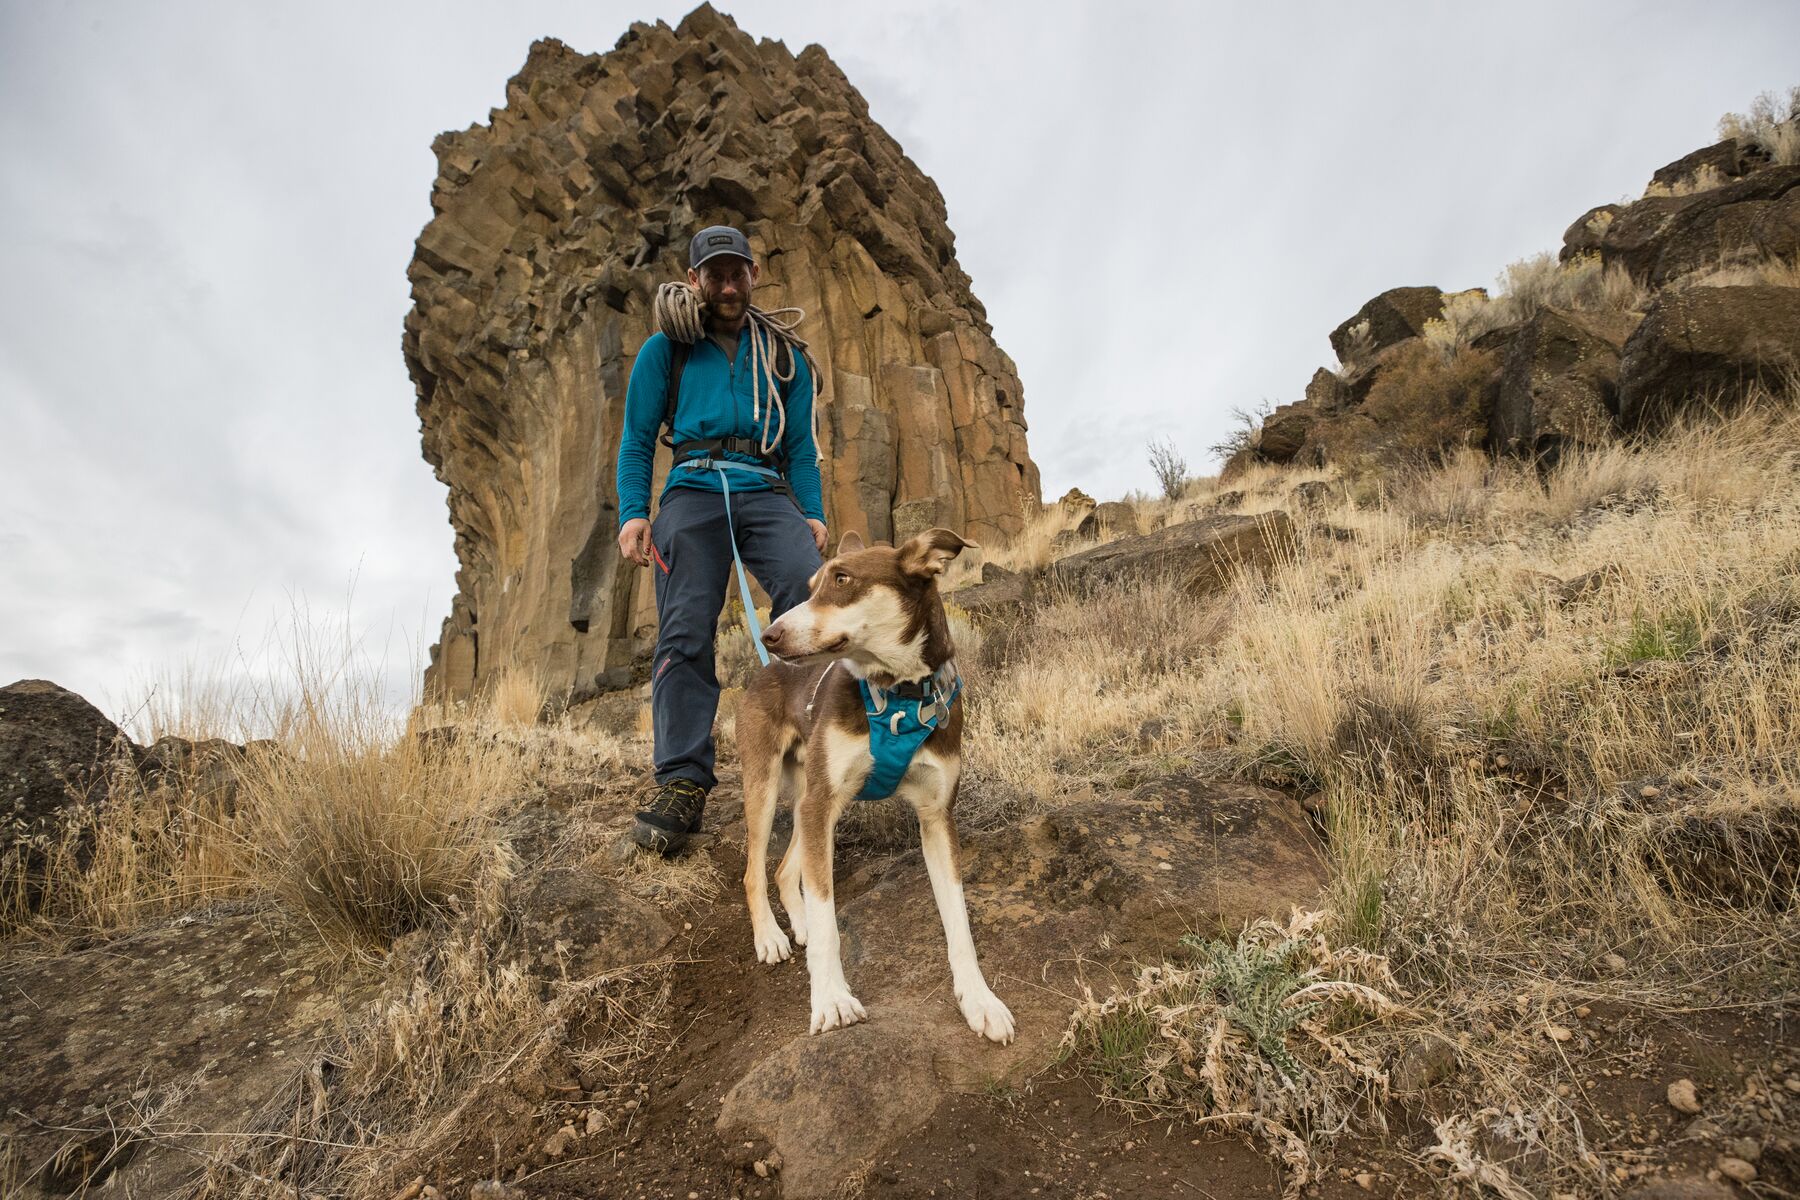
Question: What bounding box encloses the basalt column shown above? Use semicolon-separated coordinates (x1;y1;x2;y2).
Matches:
405;5;1040;701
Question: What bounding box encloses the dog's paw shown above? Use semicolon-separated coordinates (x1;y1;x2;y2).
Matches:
787;913;809;947
753;923;792;964
809;988;867;1034
958;987;1016;1045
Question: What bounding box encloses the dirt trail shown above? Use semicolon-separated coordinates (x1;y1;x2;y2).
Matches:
526;771;1323;1200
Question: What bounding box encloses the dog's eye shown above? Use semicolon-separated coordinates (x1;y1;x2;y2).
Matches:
834;571;850;586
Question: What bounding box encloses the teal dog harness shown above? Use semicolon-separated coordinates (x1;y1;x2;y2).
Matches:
852;661;962;801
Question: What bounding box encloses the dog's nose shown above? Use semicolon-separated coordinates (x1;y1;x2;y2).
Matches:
760;625;783;650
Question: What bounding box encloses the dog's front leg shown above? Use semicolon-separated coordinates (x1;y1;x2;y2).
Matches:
918;802;1015;1045
740;733;792;965
797;759;863;1034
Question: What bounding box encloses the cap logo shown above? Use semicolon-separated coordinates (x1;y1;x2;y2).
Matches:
707;234;735;247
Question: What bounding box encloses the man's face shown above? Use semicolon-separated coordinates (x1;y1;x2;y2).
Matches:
688;255;757;320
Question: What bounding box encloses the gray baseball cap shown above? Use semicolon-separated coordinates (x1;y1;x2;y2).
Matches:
689;224;754;269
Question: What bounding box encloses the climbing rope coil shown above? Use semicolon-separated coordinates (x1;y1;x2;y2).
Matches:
652;280;819;458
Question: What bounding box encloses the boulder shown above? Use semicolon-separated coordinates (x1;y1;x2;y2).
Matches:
1647;137;1761;190
1074;499;1137;540
1051;512;1293;599
947;561;1032;620
1329;286;1446;362
0;680;135;903
1568;165;1800;285
1490;308;1636;460
1055;486;1096;514
1561;203;1625;261
408;13;1042;704
1257;402;1315;463
1303;366;1351;410
1617;286;1800;428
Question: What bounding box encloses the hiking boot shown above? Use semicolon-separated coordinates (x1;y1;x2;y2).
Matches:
632;778;708;855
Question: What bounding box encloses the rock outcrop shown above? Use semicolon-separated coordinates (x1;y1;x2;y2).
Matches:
0;679;133;903
405;5;1040;702
1490;307;1637;460
1225;112;1800;478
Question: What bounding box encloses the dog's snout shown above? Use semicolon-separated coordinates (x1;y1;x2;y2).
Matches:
760;624;783;649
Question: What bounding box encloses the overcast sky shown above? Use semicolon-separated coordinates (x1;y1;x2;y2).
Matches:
3;0;1796;722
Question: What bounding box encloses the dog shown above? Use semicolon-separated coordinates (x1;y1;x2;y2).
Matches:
737;527;1015;1044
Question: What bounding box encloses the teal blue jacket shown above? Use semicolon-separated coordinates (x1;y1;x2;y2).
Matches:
616;330;825;526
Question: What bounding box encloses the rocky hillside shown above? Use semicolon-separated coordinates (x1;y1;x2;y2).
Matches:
1226;95;1800;478
406;4;1040;704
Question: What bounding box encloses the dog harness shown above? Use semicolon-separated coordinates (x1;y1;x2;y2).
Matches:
853;660;963;801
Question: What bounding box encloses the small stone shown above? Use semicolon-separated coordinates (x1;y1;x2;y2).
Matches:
1716;1157;1756;1183
1355;1172;1375;1190
753;1161;770;1178
585;1109;605;1136
767;1150;783;1171
1545;1023;1573;1042
1686;1117;1722;1139
393;1180;426;1200
1602;952;1628;972
1640;785;1661;799
1556;1083;1572;1097
1575;1005;1591;1018
1123;1140;1135;1151
542;1125;580;1158
1667;1078;1702;1114
624;1098;640;1110
1785;1076;1800;1094
1723;1139;1760;1163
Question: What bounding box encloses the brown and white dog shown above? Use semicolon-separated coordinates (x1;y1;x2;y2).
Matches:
740;527;1015;1044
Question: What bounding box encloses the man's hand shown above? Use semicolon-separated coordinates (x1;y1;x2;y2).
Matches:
807;519;828;555
619;518;652;567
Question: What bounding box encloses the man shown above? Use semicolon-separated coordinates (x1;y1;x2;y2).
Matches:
615;224;828;854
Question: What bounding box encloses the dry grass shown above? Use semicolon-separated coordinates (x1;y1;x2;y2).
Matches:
5;634;620;948
1422;254;1649;355
983;383;1800;1192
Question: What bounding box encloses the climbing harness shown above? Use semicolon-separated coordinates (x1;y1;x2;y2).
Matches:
853;661;963;801
651;280;824;669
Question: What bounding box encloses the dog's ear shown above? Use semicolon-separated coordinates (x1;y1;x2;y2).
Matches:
898;528;974;579
836;530;866;556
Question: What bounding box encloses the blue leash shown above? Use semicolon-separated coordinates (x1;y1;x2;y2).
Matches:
683;456;781;667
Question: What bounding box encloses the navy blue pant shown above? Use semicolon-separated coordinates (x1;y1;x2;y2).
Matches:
649;486;821;789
